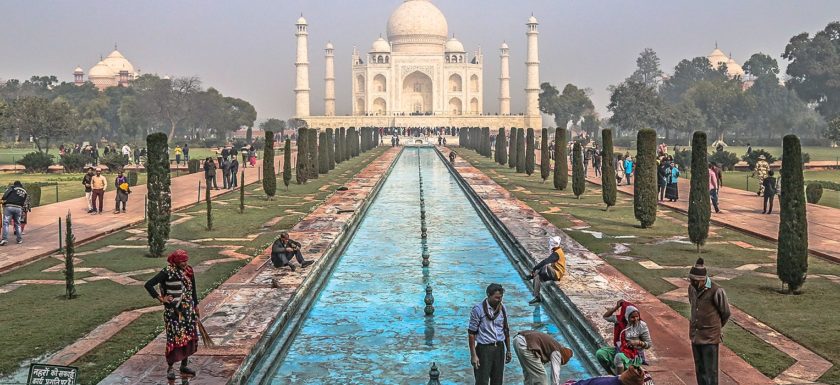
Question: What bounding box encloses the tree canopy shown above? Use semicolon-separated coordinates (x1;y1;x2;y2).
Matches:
783;22;840;121
539;82;594;129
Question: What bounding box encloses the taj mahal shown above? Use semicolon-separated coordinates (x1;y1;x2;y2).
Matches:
294;0;543;129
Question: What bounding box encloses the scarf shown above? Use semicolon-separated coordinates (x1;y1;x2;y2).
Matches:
483;299;509;333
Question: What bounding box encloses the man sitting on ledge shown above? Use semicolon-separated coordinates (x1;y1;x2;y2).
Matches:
271;232;314;272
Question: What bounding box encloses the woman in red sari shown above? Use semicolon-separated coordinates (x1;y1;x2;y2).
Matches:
144;250;200;381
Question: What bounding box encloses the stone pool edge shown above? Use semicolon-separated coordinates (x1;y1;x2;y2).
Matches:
439;146;772;385
98;147;402;385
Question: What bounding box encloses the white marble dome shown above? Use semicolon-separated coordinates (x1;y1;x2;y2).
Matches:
445;37;465;53
387;0;448;53
102;50;135;75
88;61;114;78
370;37;391;53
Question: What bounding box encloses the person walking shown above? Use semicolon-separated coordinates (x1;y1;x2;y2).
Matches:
657;159;669;201
595;300;652;375
1;182;28;245
174;145;183;166
83;167;95;213
203;158;218;190
468;283;511;385
709;164;720;213
753;155;770;196
144;250;200;382
513;330;573;385
91;167;107;214
526;236;566;305
122;143;132;163
688;258;731;385
114;171;130;214
762;170;777;214
623;156;634;186
584;147;592;176
270;232;314;271
221;157;231;189
248;146;257;167
593;148;602;177
665;161;680;202
229;157;239;189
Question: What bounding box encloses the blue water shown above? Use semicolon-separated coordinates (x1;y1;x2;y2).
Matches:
262;148;592;384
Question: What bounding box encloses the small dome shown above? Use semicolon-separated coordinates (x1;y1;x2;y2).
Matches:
528;15;538;24
296;16;307;25
445;37;465;53
102;50;135;76
707;48;728;68
500;42;509;49
88;61;114;78
74;66;84;73
370;37;391;53
726;58;745;78
325;42;334;50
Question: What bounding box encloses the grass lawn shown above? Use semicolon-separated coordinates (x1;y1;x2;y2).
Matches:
456;148;840;383
0;146;387;384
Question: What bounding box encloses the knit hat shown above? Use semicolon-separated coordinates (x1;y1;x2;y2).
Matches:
548;236;562;250
689;257;707;280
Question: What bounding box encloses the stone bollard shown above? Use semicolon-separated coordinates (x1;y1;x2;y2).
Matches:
427;362;441;385
420;209;426;220
422;250;430;267
424;285;435;315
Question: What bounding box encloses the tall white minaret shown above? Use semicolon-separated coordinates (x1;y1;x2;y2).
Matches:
499;42;511;115
295;15;310;117
525;15;541;128
324;42;336;116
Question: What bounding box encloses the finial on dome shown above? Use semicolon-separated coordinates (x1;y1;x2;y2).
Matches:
715;41;718;49
114;42;118;51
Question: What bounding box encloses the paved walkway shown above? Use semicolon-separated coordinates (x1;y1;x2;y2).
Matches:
0;156;292;273
581;168;840;263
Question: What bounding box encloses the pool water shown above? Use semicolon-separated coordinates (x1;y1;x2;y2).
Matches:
256;148;594;384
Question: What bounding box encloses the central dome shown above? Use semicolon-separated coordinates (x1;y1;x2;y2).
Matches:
387;0;448;54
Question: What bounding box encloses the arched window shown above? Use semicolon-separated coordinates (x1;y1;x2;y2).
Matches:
449;74;462;92
356;75;365;93
385;56;390;63
470;75;479;93
374;74;387;93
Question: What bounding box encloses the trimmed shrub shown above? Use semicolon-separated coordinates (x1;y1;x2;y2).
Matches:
319;131;329;174
497;128;508;166
509;127;518;169
806;183;823;204
296;128;308;184
525;128;535;176
483;127;492;157
263;131;276;198
23;183;42;208
187;159;200;174
127;171;139;187
205;182;212;230
17;152;54;173
688;131;710;251
777;134;808;293
516;128;526;173
283;139;292;190
601;129;617;209
708;150;739;171
64;212;76;299
742;149;776;170
634;129;658;228
572;142;586;199
146;133;171;258
239;171;245;214
326;128;335;170
59;153;91;173
554;127;568;190
308;128;319;179
540;128;550;183
100;152;129;173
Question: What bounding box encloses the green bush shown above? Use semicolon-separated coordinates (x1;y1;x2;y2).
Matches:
707;150;739;171
187;159;201;174
601;129;617;209
17;152;54;173
634;129;657;228
780;152;811;165
777;134;808;293
127;171;139;187
100;152;129;173
806;180;840;191
554;127;568;190
806;183;823;204
742;149;776;170
688;131;710;251
59;153;92;173
673;149;691;171
572;142;585;198
22;183;42;207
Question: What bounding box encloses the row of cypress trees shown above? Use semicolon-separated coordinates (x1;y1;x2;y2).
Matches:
460;127;492;157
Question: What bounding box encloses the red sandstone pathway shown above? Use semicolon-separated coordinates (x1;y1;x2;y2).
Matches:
0;155;292;273
581;168;840;263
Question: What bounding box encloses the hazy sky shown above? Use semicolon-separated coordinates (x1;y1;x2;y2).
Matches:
3;0;839;122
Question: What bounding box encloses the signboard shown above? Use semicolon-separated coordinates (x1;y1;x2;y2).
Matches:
27;364;78;385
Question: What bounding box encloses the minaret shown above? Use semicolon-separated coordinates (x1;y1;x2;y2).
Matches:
324;42;336;116
295;15;310;117
525;15;541;128
73;66;85;86
499;42;511;115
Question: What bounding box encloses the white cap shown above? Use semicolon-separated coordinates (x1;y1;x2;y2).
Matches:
549;236;562;250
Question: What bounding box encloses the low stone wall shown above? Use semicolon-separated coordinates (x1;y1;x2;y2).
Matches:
301;114;533;130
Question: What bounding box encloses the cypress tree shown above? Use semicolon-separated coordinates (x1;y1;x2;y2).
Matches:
283;139;292;191
146;133;171;258
494;130;500;163
354;128;361;156
296;128;308;184
483;127;491;157
554;128;568;190
239;171;245;213
516;128;526;173
634;129;658;228
373;128;380;149
777;134;808;293
540;128;550;183
347;128;355;158
688;131;710;251
508;127;518;168
525;128;536;175
572;142;586;198
326;128;335;170
497;128;507;166
205;182;212;230
263;131;277;198
336;127;345;164
308;129;319;179
601;129;617;210
319;131;329;174
64;212;76;299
